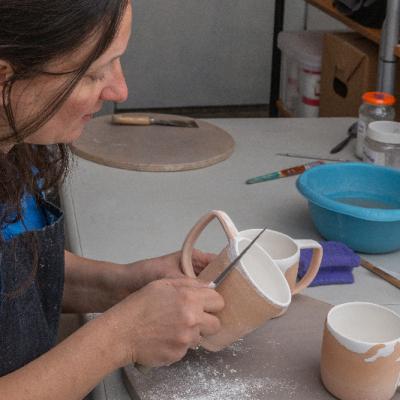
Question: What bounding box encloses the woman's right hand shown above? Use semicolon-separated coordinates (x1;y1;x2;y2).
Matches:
102;277;224;368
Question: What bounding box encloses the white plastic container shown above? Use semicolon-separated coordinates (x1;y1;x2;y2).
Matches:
278;31;324;117
363;121;400;168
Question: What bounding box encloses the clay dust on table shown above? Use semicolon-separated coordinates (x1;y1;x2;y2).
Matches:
130;340;298;400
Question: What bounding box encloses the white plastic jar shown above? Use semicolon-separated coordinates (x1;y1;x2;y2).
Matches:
356;92;396;159
363;121;400;168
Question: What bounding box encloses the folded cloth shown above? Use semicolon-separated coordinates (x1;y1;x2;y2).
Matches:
299;241;360;286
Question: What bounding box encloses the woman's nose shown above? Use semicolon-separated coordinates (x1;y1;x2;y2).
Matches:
100;61;128;103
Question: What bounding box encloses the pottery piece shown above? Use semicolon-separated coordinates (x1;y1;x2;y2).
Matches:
238;229;323;294
320;302;400;400
181;210;291;352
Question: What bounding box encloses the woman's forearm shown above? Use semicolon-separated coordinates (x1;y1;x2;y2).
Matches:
0;314;125;400
63;250;184;313
63;250;129;313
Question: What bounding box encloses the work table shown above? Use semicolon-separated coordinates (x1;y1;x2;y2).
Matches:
61;117;400;400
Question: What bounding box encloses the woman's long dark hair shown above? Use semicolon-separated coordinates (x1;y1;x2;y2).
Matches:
0;0;129;296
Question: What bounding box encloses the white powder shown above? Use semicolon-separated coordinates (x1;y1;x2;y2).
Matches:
132;344;298;400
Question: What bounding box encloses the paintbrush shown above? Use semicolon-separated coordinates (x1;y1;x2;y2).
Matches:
246;161;324;185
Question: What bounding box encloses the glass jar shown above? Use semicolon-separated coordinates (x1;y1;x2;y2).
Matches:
363;121;400;168
356;92;396;159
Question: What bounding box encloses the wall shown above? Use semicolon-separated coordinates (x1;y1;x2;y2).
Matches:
98;1;347;115
118;0;277;110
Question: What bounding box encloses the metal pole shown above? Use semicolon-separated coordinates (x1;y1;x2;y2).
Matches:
377;0;400;94
269;0;285;117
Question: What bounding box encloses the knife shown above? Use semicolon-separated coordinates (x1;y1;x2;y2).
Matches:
111;114;199;128
209;227;267;289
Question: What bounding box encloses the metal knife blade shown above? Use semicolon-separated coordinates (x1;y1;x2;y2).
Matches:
151;118;198;128
210;227;267;289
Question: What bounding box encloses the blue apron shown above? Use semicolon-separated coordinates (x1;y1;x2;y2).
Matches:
0;200;64;375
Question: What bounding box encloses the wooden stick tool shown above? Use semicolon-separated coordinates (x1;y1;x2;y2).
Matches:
360;258;400;289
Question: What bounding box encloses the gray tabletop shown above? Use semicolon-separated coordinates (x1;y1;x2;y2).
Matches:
61;117;400;400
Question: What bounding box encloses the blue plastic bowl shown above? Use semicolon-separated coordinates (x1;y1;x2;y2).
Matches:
296;162;400;253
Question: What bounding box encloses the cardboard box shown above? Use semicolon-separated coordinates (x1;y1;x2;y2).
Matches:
319;32;378;117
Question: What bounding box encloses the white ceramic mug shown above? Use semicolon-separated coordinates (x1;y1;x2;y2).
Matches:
320;302;400;400
237;229;323;294
181;210;291;352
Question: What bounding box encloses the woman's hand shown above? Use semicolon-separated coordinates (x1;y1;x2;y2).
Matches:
139;248;216;279
101;277;224;368
120;249;217;294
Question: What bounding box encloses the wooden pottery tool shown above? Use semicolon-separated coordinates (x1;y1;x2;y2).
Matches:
181;210;291;351
321;302;400;400
360;258;400;289
111;113;198;128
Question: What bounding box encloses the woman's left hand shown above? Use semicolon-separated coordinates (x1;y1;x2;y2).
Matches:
123;248;216;291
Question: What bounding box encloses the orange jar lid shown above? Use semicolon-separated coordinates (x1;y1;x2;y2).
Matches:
362;91;396;106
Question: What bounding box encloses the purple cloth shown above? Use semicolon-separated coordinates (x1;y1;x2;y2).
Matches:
298;241;360;286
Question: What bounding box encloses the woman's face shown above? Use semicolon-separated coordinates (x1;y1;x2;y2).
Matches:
8;3;132;145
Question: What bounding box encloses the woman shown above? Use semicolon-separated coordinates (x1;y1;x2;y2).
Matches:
0;1;224;399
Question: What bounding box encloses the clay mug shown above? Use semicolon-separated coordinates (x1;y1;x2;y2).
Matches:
181;210;291;352
237;229;323;294
320;302;400;400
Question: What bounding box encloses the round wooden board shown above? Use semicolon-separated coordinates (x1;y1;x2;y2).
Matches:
70;114;235;172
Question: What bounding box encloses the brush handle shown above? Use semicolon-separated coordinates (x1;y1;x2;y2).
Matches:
181;210;238;278
246;161;324;184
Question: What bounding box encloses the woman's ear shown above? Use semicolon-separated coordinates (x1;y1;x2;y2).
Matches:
0;60;13;84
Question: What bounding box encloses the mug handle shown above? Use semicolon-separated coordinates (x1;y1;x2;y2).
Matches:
292;240;323;295
181;210;239;277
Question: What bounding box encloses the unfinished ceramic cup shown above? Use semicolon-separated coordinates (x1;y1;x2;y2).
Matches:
320;302;400;400
181;210;291;351
238;229;323;294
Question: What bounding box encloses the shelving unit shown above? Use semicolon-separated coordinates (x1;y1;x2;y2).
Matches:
270;0;400;117
306;0;400;57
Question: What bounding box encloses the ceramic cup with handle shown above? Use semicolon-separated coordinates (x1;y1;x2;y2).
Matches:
237;229;323;294
181;210;291;352
320;302;400;400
